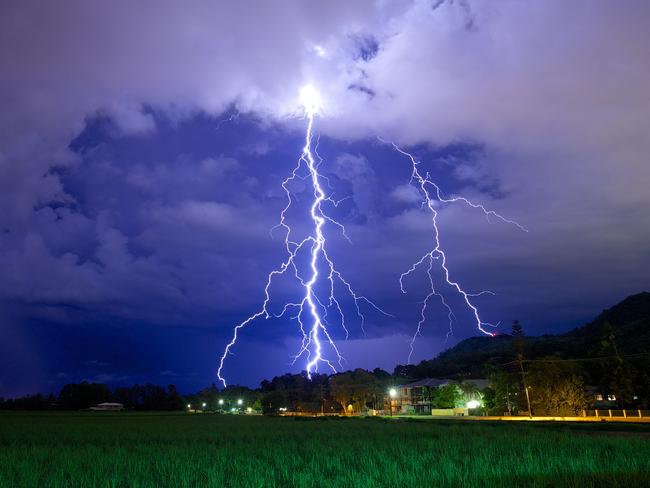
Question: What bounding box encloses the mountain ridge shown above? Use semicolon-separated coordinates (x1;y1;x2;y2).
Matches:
395;291;650;379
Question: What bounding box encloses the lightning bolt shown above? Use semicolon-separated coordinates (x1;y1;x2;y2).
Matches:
217;86;390;387
381;139;528;364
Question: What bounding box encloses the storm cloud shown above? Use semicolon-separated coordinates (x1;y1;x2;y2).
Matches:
1;0;649;393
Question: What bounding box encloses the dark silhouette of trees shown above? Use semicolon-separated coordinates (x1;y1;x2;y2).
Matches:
596;321;635;407
0;393;56;410
259;373;320;413
330;372;355;414
329;368;386;414
512;320;532;416
59;382;111;409
112;384;186;410
0;382;188;411
484;366;520;415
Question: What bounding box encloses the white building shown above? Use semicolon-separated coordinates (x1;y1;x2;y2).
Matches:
389;378;490;414
89;402;124;411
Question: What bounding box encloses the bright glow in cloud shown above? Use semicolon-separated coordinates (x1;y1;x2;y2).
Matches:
299;84;322;115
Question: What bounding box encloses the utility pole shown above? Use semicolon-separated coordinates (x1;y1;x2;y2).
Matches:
607;324;625;409
320;383;325;416
518;354;532;418
512;320;532;418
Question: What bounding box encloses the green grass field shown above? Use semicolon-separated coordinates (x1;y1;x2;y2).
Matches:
1;413;649;487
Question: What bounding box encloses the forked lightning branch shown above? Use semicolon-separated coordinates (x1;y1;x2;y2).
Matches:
217;86;390;387
218;86;525;386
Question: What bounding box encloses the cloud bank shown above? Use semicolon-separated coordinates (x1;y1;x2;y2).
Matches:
1;0;649;390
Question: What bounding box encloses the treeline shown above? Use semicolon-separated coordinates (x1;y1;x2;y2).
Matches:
474;320;650;416
394;293;650;413
260;368;393;414
186;368;395;414
0;368;398;414
2;351;647;415
0;383;186;411
172;368;495;415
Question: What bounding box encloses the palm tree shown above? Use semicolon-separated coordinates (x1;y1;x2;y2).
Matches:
457;380;481;405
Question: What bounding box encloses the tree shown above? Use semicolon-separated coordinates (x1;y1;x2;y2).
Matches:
597;321;635;407
164;385;186;410
113;385;140;409
457;380;483;409
484;366;520;415
432;384;462;408
527;359;589;416
368;368;392;410
349;369;378;412
259;373;315;412
58;382;111;409
329;373;355;414
0;393;56;410
328;369;379;414
393;364;416;379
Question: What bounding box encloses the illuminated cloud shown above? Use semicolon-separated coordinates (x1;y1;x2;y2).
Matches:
1;0;649;389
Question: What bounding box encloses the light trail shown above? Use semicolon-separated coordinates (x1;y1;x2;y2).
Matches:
217;86;389;387
381;139;528;363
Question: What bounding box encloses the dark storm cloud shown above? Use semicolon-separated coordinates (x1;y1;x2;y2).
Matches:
1;0;649;391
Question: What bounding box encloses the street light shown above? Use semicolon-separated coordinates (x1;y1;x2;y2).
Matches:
389;388;397;417
237;399;243;406
218;399;224;406
187;404;191;410
202;402;207;409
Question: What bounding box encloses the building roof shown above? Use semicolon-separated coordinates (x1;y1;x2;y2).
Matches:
463;379;491;390
398;378;451;389
398;378;491;389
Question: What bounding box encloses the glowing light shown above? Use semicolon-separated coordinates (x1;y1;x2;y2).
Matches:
218;399;224;405
299;84;321;115
202;402;207;408
381;139;527;363
187;404;191;409
246;407;252;413
313;44;327;58
217;87;389;387
389;388;397;399
237;399;243;406
467;400;481;409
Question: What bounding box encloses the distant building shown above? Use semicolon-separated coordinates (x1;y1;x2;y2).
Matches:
585;386;642;409
389;378;490;414
394;378;450;414
89;402;124;411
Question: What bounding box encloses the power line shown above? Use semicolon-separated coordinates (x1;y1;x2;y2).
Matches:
500;351;650;367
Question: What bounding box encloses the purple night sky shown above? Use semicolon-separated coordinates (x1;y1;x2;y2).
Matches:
1;1;649;396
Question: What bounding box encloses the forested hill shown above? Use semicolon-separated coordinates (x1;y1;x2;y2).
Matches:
394;292;650;379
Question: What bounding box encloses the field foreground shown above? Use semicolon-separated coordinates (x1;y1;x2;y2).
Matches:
1;412;649;487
